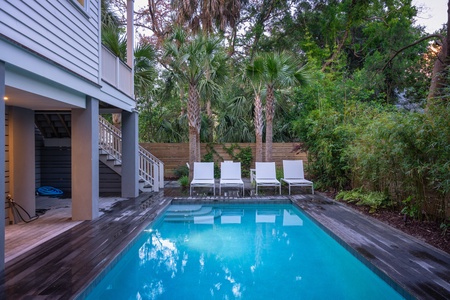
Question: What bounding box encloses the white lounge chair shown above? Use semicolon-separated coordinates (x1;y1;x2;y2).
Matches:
219;161;244;196
255;162;281;195
190;162;215;196
281;160;314;194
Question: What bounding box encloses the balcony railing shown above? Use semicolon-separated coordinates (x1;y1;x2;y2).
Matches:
101;45;133;97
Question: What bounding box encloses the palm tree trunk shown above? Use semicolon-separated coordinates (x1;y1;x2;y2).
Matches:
196;129;201;162
254;94;264;162
188;82;201;179
206;100;214;142
265;85;274;162
112;113;121;129
189;126;197;180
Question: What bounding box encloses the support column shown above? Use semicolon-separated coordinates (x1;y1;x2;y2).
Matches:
71;97;99;220
0;60;6;274
9;107;35;222
121;110;139;197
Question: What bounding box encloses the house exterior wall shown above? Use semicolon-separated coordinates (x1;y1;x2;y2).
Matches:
0;0;100;84
0;0;135;111
8;107;35;222
0;61;5;273
0;0;139;274
4;111;9;226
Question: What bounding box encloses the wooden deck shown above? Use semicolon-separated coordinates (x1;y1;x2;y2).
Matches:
1;184;449;299
5;196;127;263
2;192;173;299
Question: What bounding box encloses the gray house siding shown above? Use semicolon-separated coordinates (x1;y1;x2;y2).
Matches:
36;146;121;195
39;147;72;194
4;111;9;225
0;0;100;83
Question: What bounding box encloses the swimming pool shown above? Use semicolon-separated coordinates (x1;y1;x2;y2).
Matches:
85;203;406;299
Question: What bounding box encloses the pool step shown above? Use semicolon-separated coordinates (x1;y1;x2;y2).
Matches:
165;205;221;222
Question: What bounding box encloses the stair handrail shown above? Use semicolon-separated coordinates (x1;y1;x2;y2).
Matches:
99;116;122;163
98;115;164;191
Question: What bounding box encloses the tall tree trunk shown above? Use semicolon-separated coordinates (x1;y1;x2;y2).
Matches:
112;113;121;129
196;130;201;162
188;126;197;180
188;82;201;179
265;85;274;162
254;94;264;162
206;100;214;142
195;93;202;163
427;0;450;109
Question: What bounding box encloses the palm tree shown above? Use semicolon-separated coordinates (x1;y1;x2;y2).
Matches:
257;52;309;161
171;0;241;34
199;36;229;142
164;28;226;178
134;42;157;97
245;57;266;162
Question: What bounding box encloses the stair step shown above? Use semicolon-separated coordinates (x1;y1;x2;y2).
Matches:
166;205;203;213
164;206;221;222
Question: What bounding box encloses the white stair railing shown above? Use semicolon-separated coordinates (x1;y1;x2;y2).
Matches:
98;115;164;191
99;116;122;162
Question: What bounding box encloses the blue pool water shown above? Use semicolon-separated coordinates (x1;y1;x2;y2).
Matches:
85;204;405;299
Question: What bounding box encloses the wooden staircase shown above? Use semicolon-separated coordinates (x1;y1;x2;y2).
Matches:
98;115;164;192
34;112;164;192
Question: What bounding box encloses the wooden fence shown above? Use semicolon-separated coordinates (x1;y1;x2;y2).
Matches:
140;143;308;178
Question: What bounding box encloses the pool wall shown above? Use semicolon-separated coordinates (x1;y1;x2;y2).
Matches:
77;196;416;300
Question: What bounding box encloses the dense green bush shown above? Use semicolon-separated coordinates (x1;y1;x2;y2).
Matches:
299;96;450;221
299;105;354;191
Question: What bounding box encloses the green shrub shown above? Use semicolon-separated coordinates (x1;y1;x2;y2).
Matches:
276;167;284;182
173;164;189;179
336;188;390;213
178;175;189;188
401;196;421;219
223;144;253;177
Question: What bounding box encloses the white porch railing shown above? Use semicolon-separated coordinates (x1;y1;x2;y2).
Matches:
101;45;133;97
98;115;164;191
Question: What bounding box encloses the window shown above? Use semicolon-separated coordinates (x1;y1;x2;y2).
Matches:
70;0;89;15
